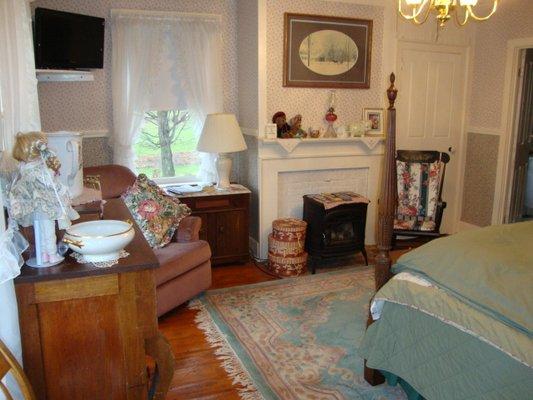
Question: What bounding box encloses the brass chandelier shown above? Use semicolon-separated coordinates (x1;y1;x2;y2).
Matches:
398;0;498;27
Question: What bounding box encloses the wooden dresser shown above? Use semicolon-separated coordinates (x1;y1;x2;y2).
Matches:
14;199;173;400
174;184;250;265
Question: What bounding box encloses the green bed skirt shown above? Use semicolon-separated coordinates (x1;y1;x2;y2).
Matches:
361;302;533;400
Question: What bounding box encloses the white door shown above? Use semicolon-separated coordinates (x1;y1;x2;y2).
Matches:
397;42;468;233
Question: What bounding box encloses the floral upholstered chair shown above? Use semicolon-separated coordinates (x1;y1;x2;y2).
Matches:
393;150;450;246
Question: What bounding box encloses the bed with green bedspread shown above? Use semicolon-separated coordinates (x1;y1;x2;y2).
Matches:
360;221;533;399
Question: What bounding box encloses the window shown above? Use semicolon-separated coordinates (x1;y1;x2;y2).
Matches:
133;109;201;183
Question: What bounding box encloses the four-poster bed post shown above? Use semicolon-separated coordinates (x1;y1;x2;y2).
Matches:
364;73;398;386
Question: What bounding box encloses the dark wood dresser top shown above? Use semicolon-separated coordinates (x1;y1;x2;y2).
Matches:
15;198;159;284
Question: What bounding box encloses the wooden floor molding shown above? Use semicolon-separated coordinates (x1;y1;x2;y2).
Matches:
159;248;412;399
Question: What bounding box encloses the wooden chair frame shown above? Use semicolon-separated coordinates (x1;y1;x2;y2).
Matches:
392;150;450;246
0;339;36;400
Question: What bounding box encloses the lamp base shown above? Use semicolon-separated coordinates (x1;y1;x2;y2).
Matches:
215;153;232;190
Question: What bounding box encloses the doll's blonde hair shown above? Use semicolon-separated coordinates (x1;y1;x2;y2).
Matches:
12;132;61;172
12;132;46;162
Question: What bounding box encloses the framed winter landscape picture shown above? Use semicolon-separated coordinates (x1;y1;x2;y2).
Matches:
283;13;372;89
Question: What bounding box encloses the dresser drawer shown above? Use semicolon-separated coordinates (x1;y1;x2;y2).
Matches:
180;193;249;211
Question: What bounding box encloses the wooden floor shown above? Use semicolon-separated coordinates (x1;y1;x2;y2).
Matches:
158;248;413;399
159;262;275;399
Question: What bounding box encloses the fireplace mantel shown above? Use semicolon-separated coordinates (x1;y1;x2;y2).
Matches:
258;136;385;158
250;134;385;259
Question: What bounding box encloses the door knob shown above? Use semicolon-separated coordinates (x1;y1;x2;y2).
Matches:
448;146;455;154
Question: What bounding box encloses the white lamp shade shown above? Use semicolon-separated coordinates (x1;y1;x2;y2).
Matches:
197;113;247;153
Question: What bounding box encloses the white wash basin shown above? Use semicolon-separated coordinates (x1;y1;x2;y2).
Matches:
64;220;135;262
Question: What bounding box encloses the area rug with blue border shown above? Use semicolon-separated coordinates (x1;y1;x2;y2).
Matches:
190;267;406;400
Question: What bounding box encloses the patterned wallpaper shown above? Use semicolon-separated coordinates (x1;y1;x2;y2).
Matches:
82;137;113;167
33;0;238;133
266;0;384;131
462;0;533;226
468;0;533;130
236;0;259;242
237;0;258;130
461;132;499;226
239;134;259;241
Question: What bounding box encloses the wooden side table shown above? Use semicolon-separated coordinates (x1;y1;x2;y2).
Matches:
171;184;250;265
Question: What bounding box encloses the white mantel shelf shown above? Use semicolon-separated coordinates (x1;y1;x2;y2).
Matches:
256;135;386;158
258;135;385;144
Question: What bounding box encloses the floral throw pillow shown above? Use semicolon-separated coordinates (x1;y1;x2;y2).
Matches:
122;174;191;248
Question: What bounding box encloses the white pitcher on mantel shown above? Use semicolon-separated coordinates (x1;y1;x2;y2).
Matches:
46;131;83;198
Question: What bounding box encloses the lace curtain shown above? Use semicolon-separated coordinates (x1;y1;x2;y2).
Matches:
110;10;223;181
0;0;41;151
0;1;40;397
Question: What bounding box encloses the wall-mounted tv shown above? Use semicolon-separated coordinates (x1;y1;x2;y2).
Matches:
34;8;105;70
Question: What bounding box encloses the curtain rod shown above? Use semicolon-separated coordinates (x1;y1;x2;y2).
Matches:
110;9;221;20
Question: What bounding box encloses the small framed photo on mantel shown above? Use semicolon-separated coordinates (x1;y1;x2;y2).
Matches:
363;108;384;135
283;13;372;89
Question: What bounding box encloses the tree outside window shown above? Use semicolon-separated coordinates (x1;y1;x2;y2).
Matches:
133;110;201;181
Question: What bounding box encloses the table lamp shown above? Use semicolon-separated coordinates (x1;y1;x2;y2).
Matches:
197;113;247;190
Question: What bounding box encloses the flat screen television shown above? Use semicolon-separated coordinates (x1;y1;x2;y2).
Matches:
34;8;105;70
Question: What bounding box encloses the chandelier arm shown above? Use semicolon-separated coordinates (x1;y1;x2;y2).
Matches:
412;1;432;25
467;1;498;21
454;5;470;26
398;0;431;21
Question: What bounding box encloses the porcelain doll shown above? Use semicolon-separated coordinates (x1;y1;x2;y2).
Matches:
9;132;79;266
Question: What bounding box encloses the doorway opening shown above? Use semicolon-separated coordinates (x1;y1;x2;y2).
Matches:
508;48;533;222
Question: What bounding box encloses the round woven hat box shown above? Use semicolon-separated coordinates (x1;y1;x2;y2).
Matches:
268;234;304;257
267;252;308;277
272;218;307;243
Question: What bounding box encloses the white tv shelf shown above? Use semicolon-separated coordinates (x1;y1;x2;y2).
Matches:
36;69;94;82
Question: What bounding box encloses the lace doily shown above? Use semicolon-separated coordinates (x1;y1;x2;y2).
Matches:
70;250;130;268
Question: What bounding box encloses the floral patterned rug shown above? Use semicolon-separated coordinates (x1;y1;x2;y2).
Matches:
190;267;407;399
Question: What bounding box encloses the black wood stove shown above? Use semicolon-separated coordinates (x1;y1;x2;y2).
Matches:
303;194;368;273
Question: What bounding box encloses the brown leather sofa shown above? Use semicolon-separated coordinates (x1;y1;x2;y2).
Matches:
84;164;212;316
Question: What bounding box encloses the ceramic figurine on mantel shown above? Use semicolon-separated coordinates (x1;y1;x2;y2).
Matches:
350;120;372;137
9;132;79;268
324;90;338;138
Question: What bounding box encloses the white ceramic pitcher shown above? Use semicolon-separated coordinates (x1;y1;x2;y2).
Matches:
46;131;83;198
